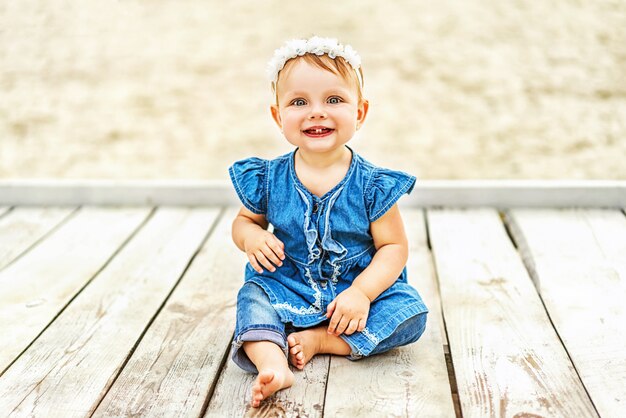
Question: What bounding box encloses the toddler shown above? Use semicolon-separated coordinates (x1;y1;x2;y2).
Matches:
228;36;428;408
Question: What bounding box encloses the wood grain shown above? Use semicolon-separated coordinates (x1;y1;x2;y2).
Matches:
0;206;149;374
428;208;598;417
324;208;456;417
93;207;244;417
0;207;218;417
506;208;626;417
0;207;75;270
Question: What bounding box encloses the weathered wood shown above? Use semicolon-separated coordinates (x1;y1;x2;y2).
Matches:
428;208;598;417
1;180;625;207
405;208;448;347
93;208;243;417
0;207;149;374
0;207;218;418
205;347;329;418
0;207;75;271
324;209;455;417
506;209;626;417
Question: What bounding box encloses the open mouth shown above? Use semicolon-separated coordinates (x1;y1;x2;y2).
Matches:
303;128;334;138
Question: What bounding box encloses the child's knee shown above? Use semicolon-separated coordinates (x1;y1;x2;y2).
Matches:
405;312;428;344
389;312;428;348
236;282;277;322
237;282;270;305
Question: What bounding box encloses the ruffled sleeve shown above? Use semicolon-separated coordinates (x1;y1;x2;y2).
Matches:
228;157;269;215
365;167;417;222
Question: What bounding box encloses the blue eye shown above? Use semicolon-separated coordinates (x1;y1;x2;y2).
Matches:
292;98;307;106
328;96;343;104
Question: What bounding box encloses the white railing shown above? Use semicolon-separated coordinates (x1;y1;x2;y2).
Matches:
0;180;625;208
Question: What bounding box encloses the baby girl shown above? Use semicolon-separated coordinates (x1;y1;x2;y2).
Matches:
228;36;428;407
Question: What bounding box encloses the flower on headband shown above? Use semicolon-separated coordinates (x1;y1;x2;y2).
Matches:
291;39;308;56
266;36;362;87
307;36;340;56
342;45;361;69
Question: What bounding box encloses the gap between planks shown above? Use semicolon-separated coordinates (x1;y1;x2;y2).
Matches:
93;207;228;415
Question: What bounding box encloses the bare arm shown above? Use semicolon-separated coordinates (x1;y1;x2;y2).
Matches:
232;206;285;273
351;203;409;301
232;207;269;251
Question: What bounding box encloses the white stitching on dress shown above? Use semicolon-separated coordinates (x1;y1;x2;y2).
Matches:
272;267;323;315
361;327;380;345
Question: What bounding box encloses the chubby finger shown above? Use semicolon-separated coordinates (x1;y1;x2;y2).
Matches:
269;238;285;260
248;253;263;274
273;235;285;250
335;315;352;335
344;319;359;335
326;300;336;319
327;313;342;334
255;251;276;272
357;318;367;332
261;245;283;268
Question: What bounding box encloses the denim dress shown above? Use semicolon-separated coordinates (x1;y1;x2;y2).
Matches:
229;146;428;369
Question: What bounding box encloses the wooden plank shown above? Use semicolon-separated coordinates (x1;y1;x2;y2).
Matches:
0;206;150;374
406;208;448;347
428;208;598;417
323;209;456;417
506;209;626;416
0;207;76;271
205;348;329;417
93;207;243;417
1;180;625;207
0;207;219;417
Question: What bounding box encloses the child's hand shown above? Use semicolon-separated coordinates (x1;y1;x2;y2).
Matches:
326;286;370;336
243;230;285;274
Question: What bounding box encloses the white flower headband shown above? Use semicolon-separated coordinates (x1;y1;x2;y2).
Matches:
266;36;363;92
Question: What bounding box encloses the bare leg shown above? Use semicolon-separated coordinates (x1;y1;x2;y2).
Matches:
287;326;352;370
243;341;295;407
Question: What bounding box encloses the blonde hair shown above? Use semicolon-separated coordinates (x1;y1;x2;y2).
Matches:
273;53;364;105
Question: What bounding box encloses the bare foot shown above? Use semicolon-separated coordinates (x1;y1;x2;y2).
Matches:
288;326;353;369
287;328;325;370
250;368;294;408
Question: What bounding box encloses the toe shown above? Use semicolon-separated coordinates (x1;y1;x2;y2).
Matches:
287;335;298;347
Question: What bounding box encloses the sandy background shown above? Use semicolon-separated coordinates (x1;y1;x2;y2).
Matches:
1;0;625;180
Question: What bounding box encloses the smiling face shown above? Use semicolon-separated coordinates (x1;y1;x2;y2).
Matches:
270;57;369;156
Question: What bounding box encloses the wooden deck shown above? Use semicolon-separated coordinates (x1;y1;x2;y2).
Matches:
0;182;625;417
